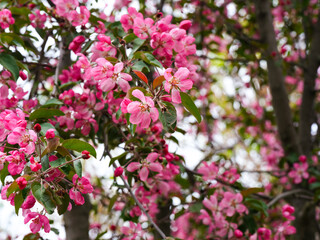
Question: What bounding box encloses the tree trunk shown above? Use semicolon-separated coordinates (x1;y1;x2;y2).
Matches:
253;1;319;239
64;195;91;240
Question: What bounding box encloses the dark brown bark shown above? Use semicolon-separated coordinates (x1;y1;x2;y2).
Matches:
154;198;172;240
64;194;91;240
253;0;300;156
299;14;320;156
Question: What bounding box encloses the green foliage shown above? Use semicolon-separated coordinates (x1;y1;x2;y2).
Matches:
61;139;97;158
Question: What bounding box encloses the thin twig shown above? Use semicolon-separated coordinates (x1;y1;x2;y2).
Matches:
267;189;313;208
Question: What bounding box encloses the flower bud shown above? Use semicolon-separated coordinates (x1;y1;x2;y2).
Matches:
234;229;243;238
299;155;307;163
45;129;55;139
114;167;123;177
34;123;41;133
19;71;27;80
16;177;27;190
110;225;116;231
82;150;90;159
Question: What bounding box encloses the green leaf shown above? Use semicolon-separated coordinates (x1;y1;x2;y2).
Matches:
189;202;203;213
245;198;269;216
6;181;19;198
108;194;118;212
109;152;127;167
59;81;80;90
310;182;320;190
124;33;137;43
41;155;50;171
23;233;40;240
144;53;163;68
180;92;202;123
74;160;82;178
174;175;190;189
241;187;265;197
57;192;70;215
132;61;150;72
62;139;96;158
0;53;19;80
129;38;145;59
0;162;9;185
31;182;56;214
14;191;24;215
49;157;66;168
130;124;137;136
39;123;59;137
41;99;63;108
158;102;177;133
29;108;64;120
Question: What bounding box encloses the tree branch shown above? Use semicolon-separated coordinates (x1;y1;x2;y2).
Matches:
267;188;313;208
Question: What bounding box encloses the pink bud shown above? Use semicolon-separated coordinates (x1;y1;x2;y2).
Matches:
308;176;317;184
299;155;307;163
82;150;90;159
45;129;55;139
16;177;27;190
234;229;243;238
19;71;27;80
114;167;123;177
33;123;41;133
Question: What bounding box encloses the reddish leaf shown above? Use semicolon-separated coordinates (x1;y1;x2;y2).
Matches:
153;75;165;89
133;70;148;84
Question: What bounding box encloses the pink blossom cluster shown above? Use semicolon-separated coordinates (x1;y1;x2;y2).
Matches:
29;10;47;29
57;89;103;134
0;71;29;111
0;9;15;29
53;0;90;26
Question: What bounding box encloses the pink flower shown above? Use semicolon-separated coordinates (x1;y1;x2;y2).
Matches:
98;61;132;92
6;150;26;176
219;192;247;217
69;174;93;205
127;152;162;181
274;221;296;240
68;6;90;26
198;162;219;181
30;156;42;172
121;221;144;240
133;17;155;39
126;90;159;128
282;204;295;220
24;212;50;234
179;20;192;30
69;35;86;54
288;162;309;184
257;227;272;240
54;0;78;17
150;32;174;57
21;195;36;209
91;35;117;61
7;127;37;154
0;9;15;29
120;7;143;32
164;67;193;103
29;10;47;29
